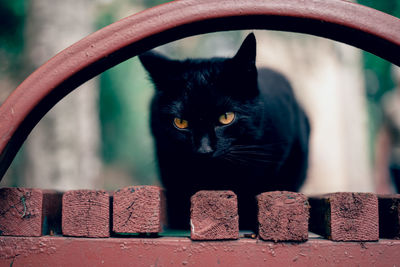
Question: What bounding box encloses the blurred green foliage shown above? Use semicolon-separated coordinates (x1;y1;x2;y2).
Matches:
359;0;400;101
99;58;157;185
0;0;27;79
358;0;400;157
96;2;163;185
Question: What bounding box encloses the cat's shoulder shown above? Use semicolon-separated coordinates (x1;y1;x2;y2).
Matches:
257;67;293;96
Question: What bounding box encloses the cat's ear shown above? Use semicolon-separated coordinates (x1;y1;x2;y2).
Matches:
229;33;259;98
139;51;181;90
232;33;257;69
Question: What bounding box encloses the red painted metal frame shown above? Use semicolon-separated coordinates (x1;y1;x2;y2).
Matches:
1;236;400;266
0;0;399;180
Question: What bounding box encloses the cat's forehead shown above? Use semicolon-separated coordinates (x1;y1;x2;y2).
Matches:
181;60;225;87
170;61;226;107
158;58;245;118
176;90;232;119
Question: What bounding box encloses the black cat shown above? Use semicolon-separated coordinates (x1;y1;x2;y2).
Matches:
139;33;310;230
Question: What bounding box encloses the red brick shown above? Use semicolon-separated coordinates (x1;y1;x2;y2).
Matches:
0;188;62;237
190;190;238;240
309;192;379;241
113;186;165;234
257;191;309;242
62;190;110;237
378;194;400;239
0;188;42;236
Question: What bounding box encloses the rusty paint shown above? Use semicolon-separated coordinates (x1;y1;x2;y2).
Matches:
0;236;400;266
0;0;399;180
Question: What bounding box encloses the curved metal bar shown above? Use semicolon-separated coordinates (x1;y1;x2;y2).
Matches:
0;0;399;180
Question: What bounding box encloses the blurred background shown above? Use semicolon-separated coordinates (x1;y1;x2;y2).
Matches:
0;0;399;194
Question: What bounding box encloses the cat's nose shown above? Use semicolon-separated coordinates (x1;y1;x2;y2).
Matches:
196;136;214;155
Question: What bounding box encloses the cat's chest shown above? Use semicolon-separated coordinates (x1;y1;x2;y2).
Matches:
163;154;271;185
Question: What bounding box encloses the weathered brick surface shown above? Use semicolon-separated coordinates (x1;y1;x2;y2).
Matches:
190;190;239;240
113;186;165;234
309;192;379;241
378;194;400;239
257;191;309;242
0;188;62;237
0;188;43;236
62;190;110;237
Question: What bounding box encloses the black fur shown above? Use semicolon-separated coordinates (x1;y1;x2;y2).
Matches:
139;33;310;230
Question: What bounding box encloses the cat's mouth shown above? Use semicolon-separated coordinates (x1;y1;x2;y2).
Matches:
193;149;230;160
191;148;227;160
193;150;216;160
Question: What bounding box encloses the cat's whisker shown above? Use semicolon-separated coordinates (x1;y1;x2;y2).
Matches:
223;155;252;167
229;150;275;156
231;142;289;150
228;145;282;158
222;148;281;167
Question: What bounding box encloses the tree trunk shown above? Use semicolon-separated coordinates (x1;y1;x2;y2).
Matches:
23;0;101;190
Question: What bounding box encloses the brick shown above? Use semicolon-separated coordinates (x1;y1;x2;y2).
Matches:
257;191;309;242
378;194;400;239
113;186;165;234
0;188;62;236
62;190;110;237
309;192;379;241
190;190;238;240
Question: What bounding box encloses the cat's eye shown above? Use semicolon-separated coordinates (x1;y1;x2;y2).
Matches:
174;118;189;129
219;112;235;125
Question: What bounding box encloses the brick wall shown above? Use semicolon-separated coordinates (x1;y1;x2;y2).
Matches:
1;186;400;266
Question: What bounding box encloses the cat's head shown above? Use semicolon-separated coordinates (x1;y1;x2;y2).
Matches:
139;33;262;158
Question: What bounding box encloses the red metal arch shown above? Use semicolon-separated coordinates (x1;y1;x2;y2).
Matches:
0;0;399;180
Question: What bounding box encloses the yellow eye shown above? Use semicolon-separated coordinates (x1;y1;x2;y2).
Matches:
174;118;189;129
219;112;235;125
